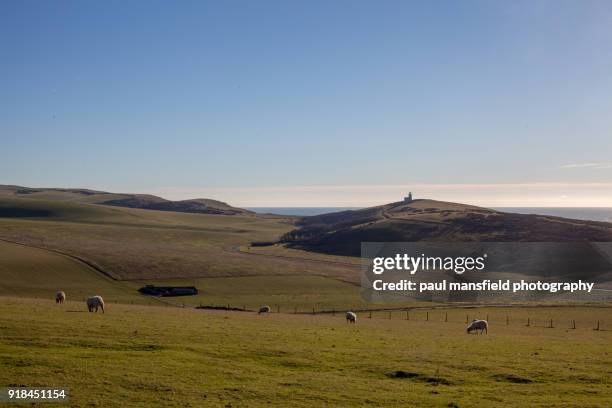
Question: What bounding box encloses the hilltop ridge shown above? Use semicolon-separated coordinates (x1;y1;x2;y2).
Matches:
0;185;252;216
281;199;612;256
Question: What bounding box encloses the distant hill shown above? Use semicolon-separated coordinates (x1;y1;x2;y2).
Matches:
0;185;252;216
281;199;612;256
100;197;252;216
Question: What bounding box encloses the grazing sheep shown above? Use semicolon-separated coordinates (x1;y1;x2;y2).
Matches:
55;291;66;304
467;319;488;334
346;311;357;324
258;305;271;315
86;296;105;313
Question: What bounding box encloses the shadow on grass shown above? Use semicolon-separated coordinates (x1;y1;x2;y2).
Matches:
386;370;452;385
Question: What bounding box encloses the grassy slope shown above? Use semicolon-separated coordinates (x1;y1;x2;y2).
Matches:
0;297;610;407
0;185;252;215
0;197;356;280
0;241;149;304
0;196;366;307
0;236;407;313
0;225;365;310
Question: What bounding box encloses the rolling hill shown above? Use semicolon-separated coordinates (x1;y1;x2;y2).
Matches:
281;199;612;256
0;185;361;305
0;185;252;216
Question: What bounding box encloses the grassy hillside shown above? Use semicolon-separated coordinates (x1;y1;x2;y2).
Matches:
1;297;610;407
282;199;612;256
0;192;363;307
0;240;148;304
0;213;357;282
0;185;252;215
0;238;367;310
0;196;134;222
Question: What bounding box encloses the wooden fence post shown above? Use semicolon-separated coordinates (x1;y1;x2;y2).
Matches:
506;315;509;326
426;312;429;321
445;312;448;322
406;311;409;320
466;314;469;323
572;320;576;329
526;317;530;327
369;311;372;319
596;320;600;331
389;311;392;320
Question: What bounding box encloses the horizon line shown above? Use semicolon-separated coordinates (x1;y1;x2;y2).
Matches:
4;182;612;208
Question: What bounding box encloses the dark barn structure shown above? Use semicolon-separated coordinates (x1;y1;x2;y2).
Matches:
139;285;199;297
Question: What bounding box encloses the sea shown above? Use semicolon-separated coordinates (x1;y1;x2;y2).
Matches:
494;208;612;223
247;207;359;216
247;207;612;222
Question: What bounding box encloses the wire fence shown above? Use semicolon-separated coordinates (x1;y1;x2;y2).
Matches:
69;297;611;331
354;309;608;331
181;301;610;331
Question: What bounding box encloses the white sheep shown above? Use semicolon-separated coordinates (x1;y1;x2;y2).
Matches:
467;319;488;334
346;311;357;324
55;291;66;304
258;305;271;315
86;296;105;313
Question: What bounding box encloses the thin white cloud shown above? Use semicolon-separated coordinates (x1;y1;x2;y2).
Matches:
560;162;612;169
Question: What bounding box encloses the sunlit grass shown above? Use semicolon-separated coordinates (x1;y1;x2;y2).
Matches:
1;297;610;407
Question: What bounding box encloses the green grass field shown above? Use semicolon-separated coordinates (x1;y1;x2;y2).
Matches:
1;297;610;407
139;275;363;310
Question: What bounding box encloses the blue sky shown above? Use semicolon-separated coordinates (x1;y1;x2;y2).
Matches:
1;1;611;206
